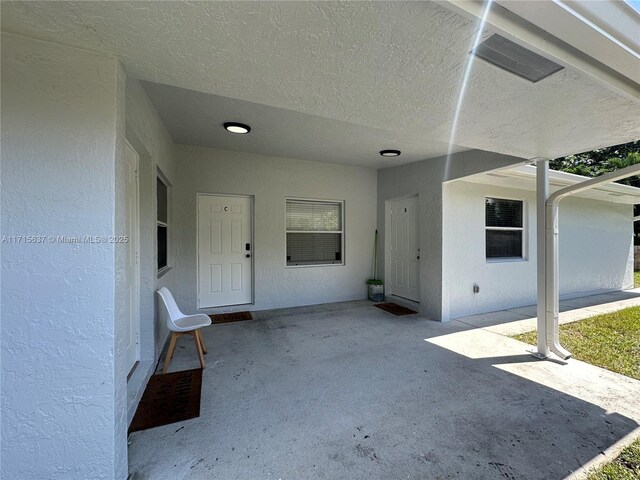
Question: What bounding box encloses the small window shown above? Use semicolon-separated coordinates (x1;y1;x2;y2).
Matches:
286;199;344;266
157;176;169;271
485;197;524;259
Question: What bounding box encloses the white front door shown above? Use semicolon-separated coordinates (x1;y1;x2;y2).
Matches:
124;142;140;372
198;194;252;308
389;195;420;302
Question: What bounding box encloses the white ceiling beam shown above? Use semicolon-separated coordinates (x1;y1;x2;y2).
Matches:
497;0;640;83
438;0;640;101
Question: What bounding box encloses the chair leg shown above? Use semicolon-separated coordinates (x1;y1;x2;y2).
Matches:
193;331;206;369
162;332;178;374
197;330;207;354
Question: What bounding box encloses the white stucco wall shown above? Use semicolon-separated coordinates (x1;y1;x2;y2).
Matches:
1;35;127;479
124;78;177;421
113;59;128;480
442;180;634;319
377;149;526;321
173;145;378;313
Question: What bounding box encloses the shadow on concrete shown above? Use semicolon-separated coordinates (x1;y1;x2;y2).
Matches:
129;300;639;480
558;289;640;311
475;353;568;366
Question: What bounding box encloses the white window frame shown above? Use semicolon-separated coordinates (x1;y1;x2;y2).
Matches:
157;169;172;277
285;197;345;268
485;196;527;262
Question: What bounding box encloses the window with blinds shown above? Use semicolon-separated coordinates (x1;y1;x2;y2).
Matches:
157;176;169;271
485;197;524;259
286;199;344;266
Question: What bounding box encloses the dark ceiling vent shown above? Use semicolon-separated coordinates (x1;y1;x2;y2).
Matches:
472;34;564;83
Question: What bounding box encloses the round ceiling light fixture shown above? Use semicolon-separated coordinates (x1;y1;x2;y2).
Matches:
379;149;401;157
223;122;251;134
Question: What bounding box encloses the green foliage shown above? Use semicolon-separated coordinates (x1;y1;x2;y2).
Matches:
588;462;637;480
513;306;640;380
366;278;384;285
587;438;640;480
516;310;639;479
550;140;640;181
619;440;640;472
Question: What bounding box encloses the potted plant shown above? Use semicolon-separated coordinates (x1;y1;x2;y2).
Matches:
367;229;384;302
366;278;384;302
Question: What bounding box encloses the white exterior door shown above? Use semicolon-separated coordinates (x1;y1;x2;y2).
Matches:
124;142;140;372
389;195;420;302
198;195;252;308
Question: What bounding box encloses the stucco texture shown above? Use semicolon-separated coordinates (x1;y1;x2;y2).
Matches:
377;149;526;320
173;145;378;314
1;34;126;479
443;180;634;319
1;2;638;162
124;77;178;422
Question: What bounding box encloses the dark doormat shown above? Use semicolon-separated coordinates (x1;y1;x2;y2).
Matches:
209;311;253;324
128;368;202;433
374;302;417;316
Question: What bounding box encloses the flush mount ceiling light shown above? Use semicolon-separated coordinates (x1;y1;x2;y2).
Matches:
223;122;251;134
472;34;564;83
380;149;401;157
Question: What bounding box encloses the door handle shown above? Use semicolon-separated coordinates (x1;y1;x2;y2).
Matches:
416;256;420;259
246;254;251;258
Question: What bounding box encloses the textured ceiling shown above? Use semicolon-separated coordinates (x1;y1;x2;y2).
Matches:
140;81;467;168
2;1;639;165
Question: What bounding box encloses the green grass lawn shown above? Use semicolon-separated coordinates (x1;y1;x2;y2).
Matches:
513;306;640;380
635;271;640;288
587;438;640;480
514;308;640;479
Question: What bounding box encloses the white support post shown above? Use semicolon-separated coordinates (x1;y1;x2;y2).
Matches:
536;161;640;360
545;200;572;360
535;160;550;358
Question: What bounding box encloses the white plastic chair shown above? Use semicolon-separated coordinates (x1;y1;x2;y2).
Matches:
157;287;212;373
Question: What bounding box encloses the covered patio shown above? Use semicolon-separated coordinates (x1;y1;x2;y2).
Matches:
129;294;640;480
2;1;639;478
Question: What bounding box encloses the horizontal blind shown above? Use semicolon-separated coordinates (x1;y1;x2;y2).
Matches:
286;199;343;266
485;198;522;228
286;200;342;232
486;230;523;258
287;233;342;265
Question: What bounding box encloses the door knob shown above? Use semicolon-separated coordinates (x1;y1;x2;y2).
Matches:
246;254;251;258
416;255;420;259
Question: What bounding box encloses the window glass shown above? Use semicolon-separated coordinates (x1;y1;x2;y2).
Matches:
286;200;344;266
485;198;522;228
486;230;523;258
157;178;168;224
157;225;168;270
157;176;169;271
485;198;524;260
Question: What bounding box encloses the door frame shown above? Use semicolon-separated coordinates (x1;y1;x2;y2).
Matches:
196;193;255;309
384;193;420;302
124;140;141;372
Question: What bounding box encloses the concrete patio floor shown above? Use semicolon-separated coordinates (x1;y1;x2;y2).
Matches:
128;295;640;480
456;288;640;336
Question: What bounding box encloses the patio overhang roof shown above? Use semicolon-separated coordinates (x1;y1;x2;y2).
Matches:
2;1;638;168
460;164;640;205
442;0;640;100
